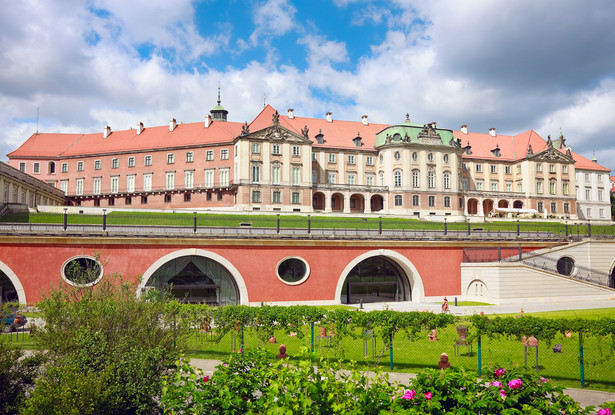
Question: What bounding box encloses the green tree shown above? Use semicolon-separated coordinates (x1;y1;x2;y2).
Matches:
0;340;42;415
23;274;187;415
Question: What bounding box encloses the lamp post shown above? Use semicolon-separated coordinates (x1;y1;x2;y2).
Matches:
444;217;448;236
193;211;197;233
63;207;68;231
102;209;107;231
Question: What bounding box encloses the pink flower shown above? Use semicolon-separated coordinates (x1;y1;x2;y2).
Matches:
508;379;523;389
402;390;416;400
425;392;432;400
202;375;210;382
490;381;502;387
499;389;507;399
494;368;506;377
539;376;548;384
598;409;611;415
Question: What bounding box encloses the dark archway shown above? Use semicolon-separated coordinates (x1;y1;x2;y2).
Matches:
312;192;325;211
513;200;523;209
350;194;364;213
0;271;18;303
340;256;410;304
498;200;509;208
146;255;239;305
483;199;494;216
467;198;479;215
331;193;344;212
370;195;384;212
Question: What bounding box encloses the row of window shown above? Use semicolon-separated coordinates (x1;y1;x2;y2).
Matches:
393;194;453;208
537;201;571;215
80;191;226;208
252;142;302;157
389;170;452;189
465;163;570;175
252;190;301;204
67;169;230;195
389;151;450;164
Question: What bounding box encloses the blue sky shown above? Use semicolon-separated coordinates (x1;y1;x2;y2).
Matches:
1;0;615;173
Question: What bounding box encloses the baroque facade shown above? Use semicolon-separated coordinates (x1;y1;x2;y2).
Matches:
6;99;612;221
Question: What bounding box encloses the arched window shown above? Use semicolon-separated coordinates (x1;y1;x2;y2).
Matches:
412;170;420;188
428;170;435;188
394;170;402;187
443;172;451;189
379;171;384;186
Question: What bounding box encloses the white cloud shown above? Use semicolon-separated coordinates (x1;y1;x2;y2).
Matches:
249;0;297;46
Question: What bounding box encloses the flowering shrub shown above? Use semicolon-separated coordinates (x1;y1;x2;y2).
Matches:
162;350;602;415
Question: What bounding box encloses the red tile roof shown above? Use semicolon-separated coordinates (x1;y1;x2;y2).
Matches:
569;150;611;172
453;129;549;162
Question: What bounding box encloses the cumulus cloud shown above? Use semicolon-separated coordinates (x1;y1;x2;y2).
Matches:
249;0;297;46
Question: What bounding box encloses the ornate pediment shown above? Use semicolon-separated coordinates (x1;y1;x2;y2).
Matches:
241;123;312;144
417;122;442;145
530;146;574;163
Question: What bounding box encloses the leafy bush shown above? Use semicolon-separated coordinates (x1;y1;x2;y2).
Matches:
0;340;42;415
22;275;188;415
162;349;598;414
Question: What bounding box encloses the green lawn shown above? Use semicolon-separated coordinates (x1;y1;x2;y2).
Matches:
3;211;614;235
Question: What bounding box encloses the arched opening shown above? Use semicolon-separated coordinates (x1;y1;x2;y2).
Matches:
610;266;615;289
145;255;239;305
0;270;19;303
370;195;384;212
350;194;364;213
556;256;575;276
482;199;494;216
48;161;56;175
498;200;509;208
513;200;523;209
467;198;479;215
312;192;325;211
340;256;411;304
331;193;344;212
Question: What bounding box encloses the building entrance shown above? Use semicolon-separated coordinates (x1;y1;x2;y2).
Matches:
340;256;410;304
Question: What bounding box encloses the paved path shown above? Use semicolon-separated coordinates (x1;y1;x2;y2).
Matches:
190;357;615;408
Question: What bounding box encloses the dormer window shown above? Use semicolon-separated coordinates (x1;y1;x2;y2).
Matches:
463;141;472;155
393;133;402;141
353;133;362;147
491;144;501;157
315;129;324;144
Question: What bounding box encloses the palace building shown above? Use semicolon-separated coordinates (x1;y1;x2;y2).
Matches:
6;96;612;222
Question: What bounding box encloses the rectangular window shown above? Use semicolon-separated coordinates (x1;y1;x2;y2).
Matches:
186;152;194;163
462;179;468;190
328;172;337;184
585;189;591;200
476;181;483;191
366;156;374;166
348;174;356;185
505;183;512;192
93;177;101;195
272;144;281;155
77;161;84;171
516;182;522;192
143;174;152;191
549;164;556;173
217;192;223;201
549;181;556;195
292;192;300;204
564;203;570;214
505;166;511;174
538;201;543;212
366;175;374;186
551;202;557;213
166;172;175;190
516;165;521;174
252;190;261;203
394;195;403;206
536;180;543;194
412;195;419;206
167;153;175;164
490;164;497;174
219;169;229;187
60;181;68;194
536;163;542;172
587;208;592;218
251;165;260;183
183;193;190;203
562;165;568;174
252;142;261;154
428;195;435;207
127;175;135;193
444;196;451;207
62;163;68;173
347;155;355;164
475;164;482;173
76;178;83;195
206;150;214;161
312;153;317;162
112;158;119;169
19;162;26;172
144;155;152;166
292;167;301;185
585;173;590;182
272;166;281;185
33;162;40;173
94;160;101;170
563;182;569;195
328;153;336;163
128;157;135;167
185;171;194;189
599;208;604;218
312;172;317;184
598;190;603;201
462;163;467;171
292;146;300;157
272;190;281;203
491;182;498;192
111;176;119;193
220;149;229;160
205;170;214;187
